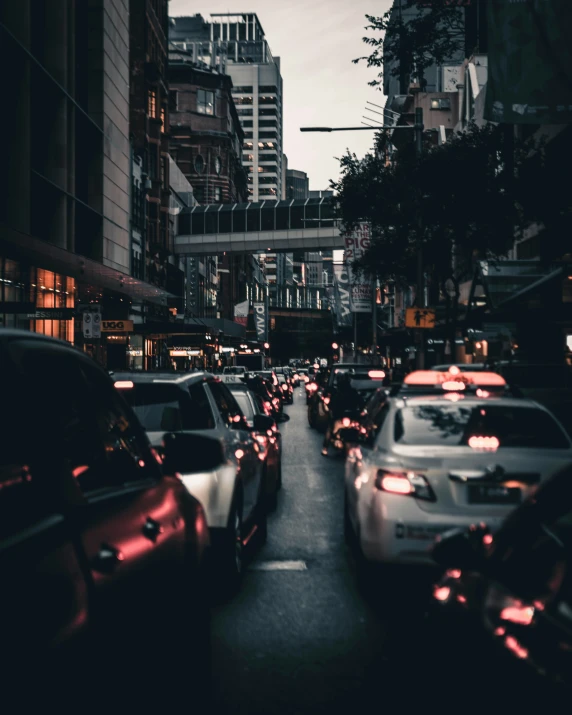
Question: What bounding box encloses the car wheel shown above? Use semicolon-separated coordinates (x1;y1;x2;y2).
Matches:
219;490;244;594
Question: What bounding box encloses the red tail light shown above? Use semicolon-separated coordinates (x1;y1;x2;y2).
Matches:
374;469;435;501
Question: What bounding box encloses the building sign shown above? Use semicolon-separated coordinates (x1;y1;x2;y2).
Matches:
405;308;436;329
169;349;201;357
343;224;372;313
127;349;143;356
101;320;134;333
25;308;75;320
253;302;268;342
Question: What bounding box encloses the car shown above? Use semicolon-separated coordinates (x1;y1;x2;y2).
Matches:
431;462;572;691
223;365;249;377
0;331;210;707
277;373;294;404
344;369;572;571
252;370;284;414
113;371;269;592
309;364;374;430
227;382;283;508
298;368;309;384
245;374;283;419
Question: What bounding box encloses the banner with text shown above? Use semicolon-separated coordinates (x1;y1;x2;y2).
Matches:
344;223;372;313
332;264;353;329
253;302;268;342
234;300;249;327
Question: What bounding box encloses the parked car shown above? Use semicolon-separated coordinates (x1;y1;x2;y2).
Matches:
431;462;572;690
113;371;269;592
228;382;282;508
0;331;210;707
344;369;572;574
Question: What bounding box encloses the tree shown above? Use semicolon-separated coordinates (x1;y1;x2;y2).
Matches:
355;1;467;90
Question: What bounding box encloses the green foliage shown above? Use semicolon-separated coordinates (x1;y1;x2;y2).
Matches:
355;2;466;89
331;123;538;286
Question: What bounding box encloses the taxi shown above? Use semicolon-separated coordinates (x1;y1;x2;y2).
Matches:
344;367;572;569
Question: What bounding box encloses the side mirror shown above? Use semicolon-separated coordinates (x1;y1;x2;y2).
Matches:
432;526;487;571
162;432;225;474
253;414;275;433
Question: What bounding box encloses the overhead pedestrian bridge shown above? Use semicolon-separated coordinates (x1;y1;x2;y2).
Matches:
175;198;344;256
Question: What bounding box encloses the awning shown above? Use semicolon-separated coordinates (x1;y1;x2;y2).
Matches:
1;224;174;305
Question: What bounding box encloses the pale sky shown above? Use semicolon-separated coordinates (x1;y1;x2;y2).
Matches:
169;0;393;191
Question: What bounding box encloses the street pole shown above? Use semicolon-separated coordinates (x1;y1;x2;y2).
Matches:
414;106;425;370
354;312;358;359
372;277;377;365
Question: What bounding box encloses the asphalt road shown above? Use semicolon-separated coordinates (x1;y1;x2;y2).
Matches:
208;390;559;714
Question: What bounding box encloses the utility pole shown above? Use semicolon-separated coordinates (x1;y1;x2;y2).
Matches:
372;277;377;364
414;106;425;369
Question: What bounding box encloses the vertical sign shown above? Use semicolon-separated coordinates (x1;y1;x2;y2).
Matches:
343;223;372;313
332;264;353;328
234;300;249;327
253;302;268;342
80;305;102;339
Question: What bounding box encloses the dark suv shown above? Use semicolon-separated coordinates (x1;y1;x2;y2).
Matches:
0;331;210;707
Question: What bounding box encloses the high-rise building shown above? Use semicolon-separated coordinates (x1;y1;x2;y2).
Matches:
169;13;284;202
287;169;310;200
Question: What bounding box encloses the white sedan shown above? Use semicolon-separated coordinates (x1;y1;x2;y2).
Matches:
344;394;572;567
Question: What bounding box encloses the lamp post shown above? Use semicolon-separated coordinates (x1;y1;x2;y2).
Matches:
301;111;425;367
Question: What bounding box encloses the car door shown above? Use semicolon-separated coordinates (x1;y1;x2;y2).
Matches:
207;380;261;520
0;341;90;678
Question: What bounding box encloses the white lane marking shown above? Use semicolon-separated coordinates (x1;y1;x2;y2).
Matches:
250;560;308;571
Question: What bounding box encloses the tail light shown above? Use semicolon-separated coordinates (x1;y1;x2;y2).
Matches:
281;385;288;392
323;396;331;405
272;397;280;408
263;401;272;414
374;469;435;501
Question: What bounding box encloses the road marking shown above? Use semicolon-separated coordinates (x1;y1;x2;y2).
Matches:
250;560;307;571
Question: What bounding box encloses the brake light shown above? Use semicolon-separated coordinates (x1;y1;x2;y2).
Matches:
254;434;267;447
448;366;461;376
323;396;331;405
505;636;528;660
442;380;466;391
282;385;288;391
272;398;280;408
235;449;245;459
368;370;385;379
500;605;534;626
476;389;490;398
150;448;163;465
433;586;451;602
263;401;272;414
374;469;435;501
468;435;499;451
379;475;413;494
342;417;351;427
115;380;134;389
307;383;318;392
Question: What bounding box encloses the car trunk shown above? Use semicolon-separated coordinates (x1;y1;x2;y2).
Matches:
392;445;572;516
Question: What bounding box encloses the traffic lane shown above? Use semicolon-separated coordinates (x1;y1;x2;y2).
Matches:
210;393;388;714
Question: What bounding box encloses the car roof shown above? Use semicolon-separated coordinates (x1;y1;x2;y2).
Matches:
397;395;545;410
112;371;213;386
227;383;250;391
0;329;82;350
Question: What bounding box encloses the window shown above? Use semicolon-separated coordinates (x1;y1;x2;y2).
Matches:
234;393;255;423
120;383;215;431
259;96;277;105
243;153;254;162
234;96;253;105
148;89;157;118
160;156;167;188
243;131;253;139
169;90;178;111
259;176;276;185
197;89;214;115
160;107;166;132
208;381;241;425
259;188;277;197
259;86;278;93
232;86;253;93
243;141;254;150
241;120;253;128
237;107;253;116
392;405;571;449
259;118;276;127
194;154;205;174
214;186;222;202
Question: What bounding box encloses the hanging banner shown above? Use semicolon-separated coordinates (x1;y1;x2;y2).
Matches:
333;264;353;328
253;302;268;342
343;222;371;263
233;300;249;327
485;0;572;124
349;274;373;313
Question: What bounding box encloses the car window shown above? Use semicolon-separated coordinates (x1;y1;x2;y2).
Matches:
81;361;158;490
208;381;242;424
393;404;571;449
119;382;215;431
234;392;255;421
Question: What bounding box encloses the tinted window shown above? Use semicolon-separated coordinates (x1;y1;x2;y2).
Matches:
234;393;255;421
208;381;242;424
119;383;215;431
393;404;570;449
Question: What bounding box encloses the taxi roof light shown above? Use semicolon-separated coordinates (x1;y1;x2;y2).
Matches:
368;370;386;379
404;370;505;389
115;380;134;389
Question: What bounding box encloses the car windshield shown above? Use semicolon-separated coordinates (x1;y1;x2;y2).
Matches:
122;383;214;431
393;404;570;449
224;367;245;374
431;364;486;372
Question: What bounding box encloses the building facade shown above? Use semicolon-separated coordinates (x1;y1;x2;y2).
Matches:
169;13;284;203
0;0;173;368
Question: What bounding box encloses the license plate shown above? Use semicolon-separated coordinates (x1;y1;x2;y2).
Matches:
468;484;521;505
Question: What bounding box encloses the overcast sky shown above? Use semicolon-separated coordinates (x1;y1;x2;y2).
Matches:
169;0;393;191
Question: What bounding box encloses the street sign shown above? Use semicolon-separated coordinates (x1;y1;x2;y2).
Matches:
405;308;436;329
80;305;101;339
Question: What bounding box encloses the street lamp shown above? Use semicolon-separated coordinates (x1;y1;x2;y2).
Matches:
301;108;426;368
332;342;339;350
264;342;270;349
